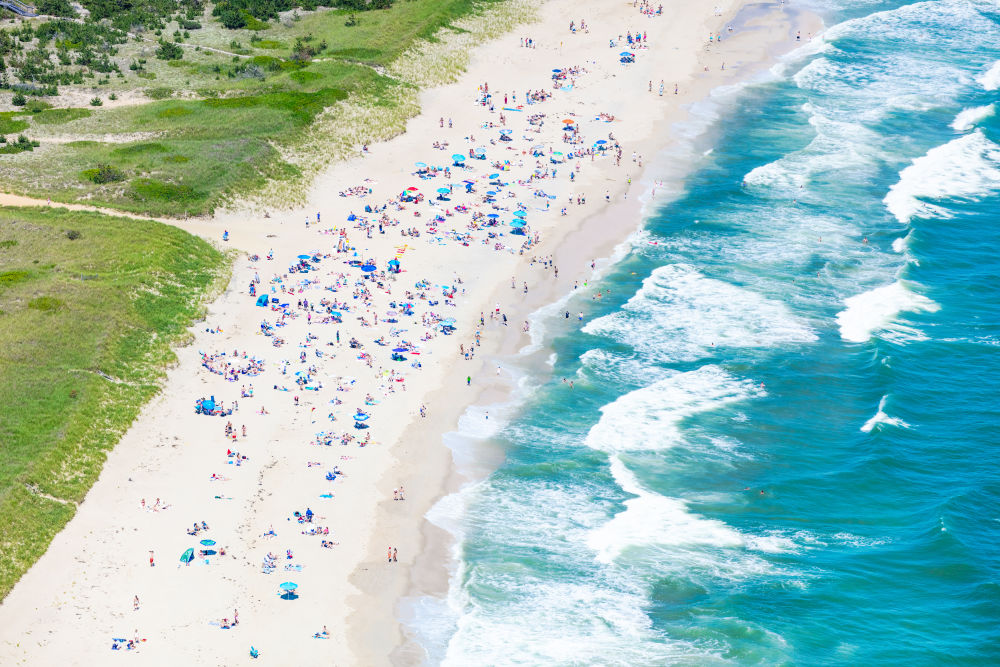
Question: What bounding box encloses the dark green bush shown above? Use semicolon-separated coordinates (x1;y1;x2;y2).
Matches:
155;39;183;61
81;163;126;184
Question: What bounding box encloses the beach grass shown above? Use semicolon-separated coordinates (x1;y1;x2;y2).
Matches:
0;206;228;599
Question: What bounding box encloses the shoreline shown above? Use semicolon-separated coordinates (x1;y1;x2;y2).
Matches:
348;2;826;665
0;0;824;664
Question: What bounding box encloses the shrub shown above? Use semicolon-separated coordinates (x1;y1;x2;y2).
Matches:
82;163;126;184
36;0;77;17
90;97;103;106
11;93;26;106
0;134;40;153
155;40;184;61
244;13;269;30
65;229;81;240
218;9;246;29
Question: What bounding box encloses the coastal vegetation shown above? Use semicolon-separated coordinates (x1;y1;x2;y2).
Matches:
0;0;530;216
0;206;228;598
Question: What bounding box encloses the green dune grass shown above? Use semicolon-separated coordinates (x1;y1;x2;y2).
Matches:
0;207;229;598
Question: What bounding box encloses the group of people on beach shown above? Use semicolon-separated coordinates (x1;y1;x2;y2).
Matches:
110;3;741;656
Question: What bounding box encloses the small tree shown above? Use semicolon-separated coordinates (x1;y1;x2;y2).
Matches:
155;40;184;61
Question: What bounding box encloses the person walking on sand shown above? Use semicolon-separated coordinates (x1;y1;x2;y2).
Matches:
393;548;398;563
388;547;393;563
149;550;154;567
133;595;140;611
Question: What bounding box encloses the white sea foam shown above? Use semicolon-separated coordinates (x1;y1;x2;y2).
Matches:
583;264;816;360
951;103;995;131
744;104;884;192
831;532;889;548
586;456;744;564
835;281;939;343
441;577;716;666
977;60;1000;91
860;394;910;433
884;130;1000;223
891;236;908;253
584;366;763;453
435;475;721;665
578;349;658;387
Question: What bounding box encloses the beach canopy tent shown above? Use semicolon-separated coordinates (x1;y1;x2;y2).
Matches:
388;259;401;273
256;294;270;307
180;548;195;564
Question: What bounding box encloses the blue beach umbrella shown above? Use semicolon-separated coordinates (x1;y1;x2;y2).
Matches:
451;154;466;162
392;347;407;353
488;173;499;179
200;539;216;546
297;254;310;260
474;147;486;154
513;210;527;217
486;213;499;219
437;187;450;194
415;161;427;168
361;264;377;272
620;51;634;56
510;219;527;228
499;129;512;135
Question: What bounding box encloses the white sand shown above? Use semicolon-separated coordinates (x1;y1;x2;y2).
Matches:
0;0;821;664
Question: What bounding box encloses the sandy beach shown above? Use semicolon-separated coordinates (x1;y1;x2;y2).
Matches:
0;0;820;664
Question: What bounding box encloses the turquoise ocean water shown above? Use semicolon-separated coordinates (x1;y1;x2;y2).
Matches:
410;0;1000;663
